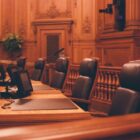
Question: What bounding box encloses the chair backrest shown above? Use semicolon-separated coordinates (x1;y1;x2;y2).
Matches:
16;57;26;70
7;64;19;85
31;58;46;81
50;57;69;89
109;62;140;116
72;58;98;100
119;62;140;92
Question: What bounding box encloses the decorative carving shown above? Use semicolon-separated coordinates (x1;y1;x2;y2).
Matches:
35;2;72;19
2;21;11;36
82;17;92;33
32;25;37;35
32;25;37;43
18;23;26;38
46;2;59;18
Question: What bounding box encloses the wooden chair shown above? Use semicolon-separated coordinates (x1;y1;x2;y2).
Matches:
70;58;98;110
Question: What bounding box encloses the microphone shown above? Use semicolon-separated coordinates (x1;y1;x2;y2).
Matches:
54;48;64;56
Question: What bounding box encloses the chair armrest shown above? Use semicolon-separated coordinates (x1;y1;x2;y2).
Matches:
90;111;108;117
65;93;72;97
70;97;90;104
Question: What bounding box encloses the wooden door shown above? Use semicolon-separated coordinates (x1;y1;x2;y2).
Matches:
46;35;59;63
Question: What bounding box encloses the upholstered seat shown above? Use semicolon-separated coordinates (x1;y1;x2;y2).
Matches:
31;58;46;81
50;57;69;89
112;62;140;115
109;87;140;116
71;58;98;110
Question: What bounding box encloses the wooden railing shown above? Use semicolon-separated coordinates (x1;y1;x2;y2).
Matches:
62;64;80;94
92;66;121;102
0;59;121;103
62;64;121;103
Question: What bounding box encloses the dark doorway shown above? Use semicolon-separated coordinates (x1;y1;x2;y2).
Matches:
47;35;59;63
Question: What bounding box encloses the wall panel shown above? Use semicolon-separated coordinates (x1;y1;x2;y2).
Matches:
0;0;96;64
96;0;140;66
1;0;140;66
1;0;15;37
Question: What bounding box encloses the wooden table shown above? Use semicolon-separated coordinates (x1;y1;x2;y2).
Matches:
0;82;140;139
0;84;91;127
0;113;139;140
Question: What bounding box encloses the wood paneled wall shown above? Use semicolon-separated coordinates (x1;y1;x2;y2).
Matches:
0;0;96;63
96;0;140;66
0;0;140;66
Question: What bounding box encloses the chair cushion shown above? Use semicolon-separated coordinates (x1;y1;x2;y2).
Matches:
50;71;65;89
31;69;42;81
120;62;140;92
72;76;92;100
109;87;140;116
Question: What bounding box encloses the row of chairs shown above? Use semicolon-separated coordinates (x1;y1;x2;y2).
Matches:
1;56;140;116
15;56;69;89
0;56;69;89
12;56;45;81
51;57;140;116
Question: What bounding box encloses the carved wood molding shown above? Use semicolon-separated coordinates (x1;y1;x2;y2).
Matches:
32;18;73;34
32;18;74;59
32;18;73;26
2;21;12;36
35;2;72;19
18;23;27;39
97;29;140;41
82;17;92;34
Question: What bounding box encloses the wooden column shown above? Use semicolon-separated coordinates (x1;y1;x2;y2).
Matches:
96;0;140;66
126;0;140;29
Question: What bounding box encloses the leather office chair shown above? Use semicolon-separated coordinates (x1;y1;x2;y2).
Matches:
71;58;98;110
16;57;26;70
110;62;140;115
31;58;46;81
49;57;69;89
0;64;18;98
91;62;140;116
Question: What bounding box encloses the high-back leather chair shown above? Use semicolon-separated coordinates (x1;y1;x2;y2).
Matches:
50;57;69;89
109;62;140;116
16;57;26;70
31;58;46;81
71;58;98;110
